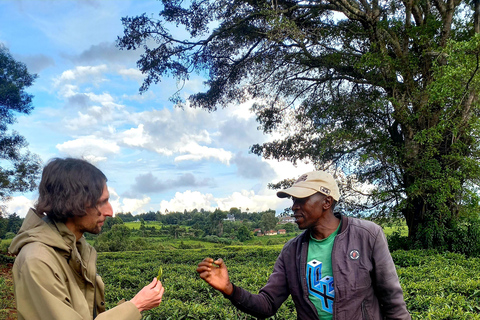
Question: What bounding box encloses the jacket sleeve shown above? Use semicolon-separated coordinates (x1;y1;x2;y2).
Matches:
94;274;142;320
225;248;290;319
15;256;142;320
15;257;85;320
95;301;141;320
372;228;411;320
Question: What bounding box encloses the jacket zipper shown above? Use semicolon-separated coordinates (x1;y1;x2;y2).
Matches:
361;300;369;320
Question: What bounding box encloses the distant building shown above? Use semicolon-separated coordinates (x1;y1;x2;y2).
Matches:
278;216;295;224
254;228;262;233
224;214;235;221
256;232;264;237
277;229;286;235
265;230;277;236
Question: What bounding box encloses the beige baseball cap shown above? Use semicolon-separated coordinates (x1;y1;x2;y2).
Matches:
276;171;340;201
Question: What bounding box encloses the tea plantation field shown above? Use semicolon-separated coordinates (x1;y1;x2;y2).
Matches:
97;247;480;320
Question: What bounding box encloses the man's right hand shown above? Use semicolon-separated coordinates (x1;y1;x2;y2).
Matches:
196;257;234;296
130;278;164;312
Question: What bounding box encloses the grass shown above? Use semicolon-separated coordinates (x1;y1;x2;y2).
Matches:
383;225;408;236
0;262;16;320
124;221;163;229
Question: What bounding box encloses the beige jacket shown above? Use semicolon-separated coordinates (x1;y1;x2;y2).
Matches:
8;208;141;320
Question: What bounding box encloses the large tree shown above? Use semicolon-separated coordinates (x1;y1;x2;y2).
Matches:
0;45;41;209
118;0;480;246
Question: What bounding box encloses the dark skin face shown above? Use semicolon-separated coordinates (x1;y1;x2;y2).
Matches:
291;192;339;240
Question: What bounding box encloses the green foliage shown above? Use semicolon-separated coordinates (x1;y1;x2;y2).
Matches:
0;44;42;205
0;266;15;318
97;247;296;320
0;239;12;254
236;225;252;242
102;216;124;232
259;210;278;233
95;247;480;319
394;250;480;319
117;0;480;251
94;224;152;252
0;214;23;239
119;208;276;242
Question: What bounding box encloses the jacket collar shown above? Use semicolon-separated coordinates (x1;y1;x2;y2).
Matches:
301;212;348;242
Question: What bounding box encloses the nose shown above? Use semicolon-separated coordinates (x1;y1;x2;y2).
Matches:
103;202;114;217
292;199;300;211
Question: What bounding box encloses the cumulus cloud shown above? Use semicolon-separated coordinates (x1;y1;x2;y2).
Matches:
218;117;265;149
131;172;214;194
56;136;120;163
108;187;151;215
158;188;286;214
118;109;234;163
232;152;275;179
120;197;152;214
53;65;108;89
160;191;216;213
67;93;91;109
215;189;282;212
118;67;144;82
1;196;36;218
174;144;232;164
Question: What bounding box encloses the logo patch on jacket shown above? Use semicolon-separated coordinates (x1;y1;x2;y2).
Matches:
349;249;360;260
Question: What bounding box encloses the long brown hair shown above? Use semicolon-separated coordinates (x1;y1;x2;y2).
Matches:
35;158;107;223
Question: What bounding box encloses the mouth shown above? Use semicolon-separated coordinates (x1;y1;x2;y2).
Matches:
292;215;302;222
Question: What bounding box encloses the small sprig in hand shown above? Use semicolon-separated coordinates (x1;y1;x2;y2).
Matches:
157;266;163;281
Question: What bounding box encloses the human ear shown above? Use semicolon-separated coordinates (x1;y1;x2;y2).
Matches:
323;196;333;210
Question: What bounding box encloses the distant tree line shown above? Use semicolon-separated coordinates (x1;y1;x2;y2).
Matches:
115;207;298;240
88;208;299;252
0;213;23;239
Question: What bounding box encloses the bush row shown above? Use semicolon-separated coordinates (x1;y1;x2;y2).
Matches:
97;247;480;319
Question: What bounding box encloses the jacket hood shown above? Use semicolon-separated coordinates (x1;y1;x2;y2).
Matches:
8;208;75;256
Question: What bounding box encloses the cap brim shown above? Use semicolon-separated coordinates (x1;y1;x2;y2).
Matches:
276;186;318;199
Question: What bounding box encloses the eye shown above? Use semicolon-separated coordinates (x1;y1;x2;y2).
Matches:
97;198;109;207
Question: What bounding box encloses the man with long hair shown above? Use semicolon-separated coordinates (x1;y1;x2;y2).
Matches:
9;158;164;319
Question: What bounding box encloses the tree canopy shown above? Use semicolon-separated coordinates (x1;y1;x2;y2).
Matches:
0;45;41;208
118;0;480;248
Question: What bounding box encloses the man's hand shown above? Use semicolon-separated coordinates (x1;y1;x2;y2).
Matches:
196;258;233;296
130;278;164;312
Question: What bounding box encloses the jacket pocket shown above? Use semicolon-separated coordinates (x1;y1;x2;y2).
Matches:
361;300;370;320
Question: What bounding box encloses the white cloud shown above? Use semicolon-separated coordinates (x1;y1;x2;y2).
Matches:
118;67;144;82
175;144;233;164
64;111;98;130
158;189;287;214
56;136;120;163
114;108;235;163
120;197;152;215
1;196;36;218
215;189;282;212
109;186;151;215
230;100;257;120
54;65;108;89
160;191;216;213
121;124;152;147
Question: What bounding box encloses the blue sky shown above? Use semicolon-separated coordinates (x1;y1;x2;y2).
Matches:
0;0;315;218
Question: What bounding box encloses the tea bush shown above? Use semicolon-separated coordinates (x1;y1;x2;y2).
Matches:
96;248;480;319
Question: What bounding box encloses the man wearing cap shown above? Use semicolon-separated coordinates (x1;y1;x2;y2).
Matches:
197;171;410;319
